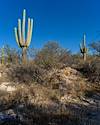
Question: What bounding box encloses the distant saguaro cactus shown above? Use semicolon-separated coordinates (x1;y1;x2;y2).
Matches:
14;9;33;64
80;34;88;61
1;46;5;64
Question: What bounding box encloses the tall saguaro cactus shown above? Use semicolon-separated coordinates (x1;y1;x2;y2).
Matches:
14;9;33;64
80;34;88;61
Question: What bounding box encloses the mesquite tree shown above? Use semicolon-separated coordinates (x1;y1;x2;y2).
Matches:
14;9;33;64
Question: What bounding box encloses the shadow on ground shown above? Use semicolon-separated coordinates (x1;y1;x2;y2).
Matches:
0;101;100;125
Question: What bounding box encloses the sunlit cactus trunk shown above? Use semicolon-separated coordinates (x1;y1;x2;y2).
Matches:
80;34;88;61
14;9;33;64
83;52;86;61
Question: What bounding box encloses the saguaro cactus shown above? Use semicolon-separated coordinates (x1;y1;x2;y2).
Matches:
80;34;88;61
1;46;5;64
14;9;33;64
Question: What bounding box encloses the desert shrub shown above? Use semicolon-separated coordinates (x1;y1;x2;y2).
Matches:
90;60;100;83
34;41;73;69
0;45;21;64
7;64;46;84
89;41;100;56
72;54;97;69
79;59;100;83
71;54;82;68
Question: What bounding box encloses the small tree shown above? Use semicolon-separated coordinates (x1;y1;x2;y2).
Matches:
4;45;20;64
0;45;20;64
34;41;71;69
89;41;100;56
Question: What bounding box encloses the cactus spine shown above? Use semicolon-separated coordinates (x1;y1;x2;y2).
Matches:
14;9;33;64
80;34;88;61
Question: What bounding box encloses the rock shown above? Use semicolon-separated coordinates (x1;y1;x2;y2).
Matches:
6;86;16;92
5;109;16;116
0;82;16;92
0;82;10;86
61;67;79;76
0;84;7;91
47;67;82;94
60;95;72;103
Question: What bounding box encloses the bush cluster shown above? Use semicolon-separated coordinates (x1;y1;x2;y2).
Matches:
79;59;100;83
7;64;46;84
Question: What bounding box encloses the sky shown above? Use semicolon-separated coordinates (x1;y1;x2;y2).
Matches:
0;0;100;53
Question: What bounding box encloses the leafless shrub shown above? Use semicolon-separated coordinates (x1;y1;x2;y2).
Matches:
34;41;72;69
7;64;46;84
79;58;100;83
